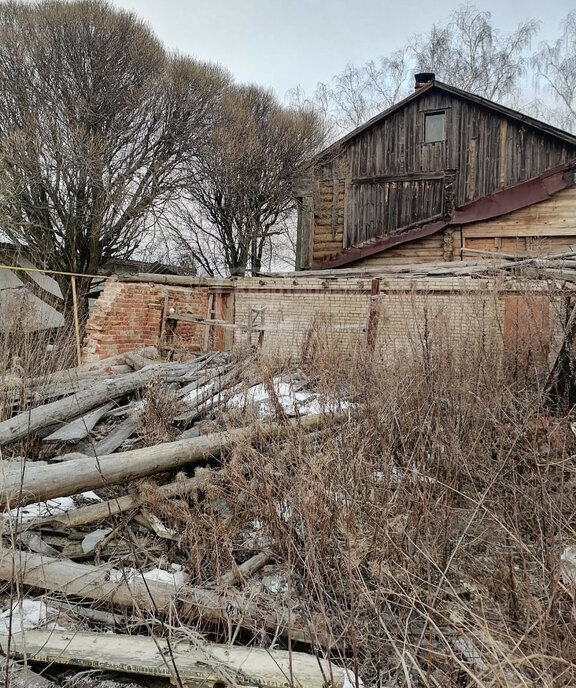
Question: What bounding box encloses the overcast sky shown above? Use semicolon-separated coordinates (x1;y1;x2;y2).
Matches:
109;0;573;100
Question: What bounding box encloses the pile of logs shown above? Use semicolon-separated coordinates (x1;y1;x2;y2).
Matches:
0;349;351;688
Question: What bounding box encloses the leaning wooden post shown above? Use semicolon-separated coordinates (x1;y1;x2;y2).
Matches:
366;277;380;352
71;275;82;366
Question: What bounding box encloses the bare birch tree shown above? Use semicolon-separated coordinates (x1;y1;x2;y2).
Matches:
312;5;539;136
411;6;539;103
532;11;576;132
0;0;229;320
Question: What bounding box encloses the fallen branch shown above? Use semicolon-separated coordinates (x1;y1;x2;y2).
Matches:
220;551;274;587
20;477;197;530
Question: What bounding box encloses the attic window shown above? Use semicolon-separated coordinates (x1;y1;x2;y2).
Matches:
424;111;445;142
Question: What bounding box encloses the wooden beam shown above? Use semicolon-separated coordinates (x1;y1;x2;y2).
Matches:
0;629;345;687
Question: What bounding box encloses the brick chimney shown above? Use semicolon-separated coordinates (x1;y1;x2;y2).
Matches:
414;72;435;90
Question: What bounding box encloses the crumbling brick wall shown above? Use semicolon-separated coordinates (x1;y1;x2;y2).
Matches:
83;274;567;372
83;278;210;361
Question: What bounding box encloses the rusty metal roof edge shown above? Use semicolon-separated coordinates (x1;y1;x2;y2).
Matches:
311;161;576;270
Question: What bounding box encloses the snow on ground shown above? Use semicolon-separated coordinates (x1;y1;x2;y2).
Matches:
108;565;188;588
227;377;349;418
342;669;364;688
9;491;102;524
0;599;65;634
10;496;76;524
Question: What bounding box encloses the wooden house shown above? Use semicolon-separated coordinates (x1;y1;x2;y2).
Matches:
296;73;576;270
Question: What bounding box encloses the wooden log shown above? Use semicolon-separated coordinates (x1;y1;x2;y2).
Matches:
26;353;129;387
45;600;123;626
0;629;345;687
1;414;332;509
0;551;335;648
176;364;231;399
0;362;201;447
220;551;274;586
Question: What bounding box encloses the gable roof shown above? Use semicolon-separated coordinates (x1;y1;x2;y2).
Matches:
317;79;576;162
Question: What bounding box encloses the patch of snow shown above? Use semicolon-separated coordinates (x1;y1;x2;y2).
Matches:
342;669;364;688
142;567;188;586
561;545;576;586
390;465;435;484
108;566;188;588
226;377;349;419
80;491;102;502
11;496;76;524
243;518;273;549
275;499;292;522
261;570;288;595
0;599;65;634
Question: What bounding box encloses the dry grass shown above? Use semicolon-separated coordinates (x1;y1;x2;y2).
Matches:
0;295;76;454
3;286;576;686
137;323;576;686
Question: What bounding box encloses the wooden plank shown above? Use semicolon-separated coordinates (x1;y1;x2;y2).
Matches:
43;402;114;444
0;630;345;688
85;415;139;456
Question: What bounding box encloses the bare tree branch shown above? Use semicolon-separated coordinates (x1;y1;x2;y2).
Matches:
173;85;325;277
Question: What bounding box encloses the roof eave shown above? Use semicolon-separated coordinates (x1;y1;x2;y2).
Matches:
313;80;576;165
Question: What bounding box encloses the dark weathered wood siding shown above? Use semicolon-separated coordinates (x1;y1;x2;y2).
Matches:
304;86;576;267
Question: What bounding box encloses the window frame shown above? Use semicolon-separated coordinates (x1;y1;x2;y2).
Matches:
423;111;446;144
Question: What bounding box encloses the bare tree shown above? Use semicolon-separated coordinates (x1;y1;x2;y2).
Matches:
310;5;539;136
0;0;229;320
173;85;325;277
411;6;539;103
532;11;576;132
310;49;411;135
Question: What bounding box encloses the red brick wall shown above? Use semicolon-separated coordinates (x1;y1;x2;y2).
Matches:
83;278;210;361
